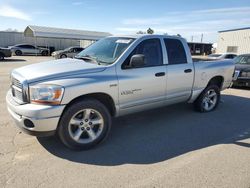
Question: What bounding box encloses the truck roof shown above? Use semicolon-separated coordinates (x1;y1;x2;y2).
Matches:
108;34;186;40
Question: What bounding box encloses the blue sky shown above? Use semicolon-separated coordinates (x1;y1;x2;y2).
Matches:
0;0;249;43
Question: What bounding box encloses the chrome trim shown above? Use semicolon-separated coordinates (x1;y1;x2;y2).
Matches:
12;85;22;92
11;70;29;104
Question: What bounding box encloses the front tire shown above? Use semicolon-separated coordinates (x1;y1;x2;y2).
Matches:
194;85;220;112
15;50;22;56
58;99;112;150
60;54;67;58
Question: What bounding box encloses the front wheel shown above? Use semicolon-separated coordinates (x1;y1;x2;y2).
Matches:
15;50;22;56
194;85;220;112
58;99;112;150
60;54;67;58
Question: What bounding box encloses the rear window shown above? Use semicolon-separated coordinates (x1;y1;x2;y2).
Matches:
164;39;187;64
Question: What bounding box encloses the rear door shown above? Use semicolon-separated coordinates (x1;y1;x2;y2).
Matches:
164;38;194;101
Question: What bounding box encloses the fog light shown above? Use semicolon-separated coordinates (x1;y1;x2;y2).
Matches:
24;119;35;128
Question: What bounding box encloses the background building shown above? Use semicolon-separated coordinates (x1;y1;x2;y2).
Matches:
188;42;212;56
217;27;250;55
0;25;111;51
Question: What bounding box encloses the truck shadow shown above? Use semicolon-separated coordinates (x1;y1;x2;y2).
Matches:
38;94;250;166
1;58;26;62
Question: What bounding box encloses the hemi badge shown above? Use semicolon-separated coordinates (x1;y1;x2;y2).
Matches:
110;84;117;87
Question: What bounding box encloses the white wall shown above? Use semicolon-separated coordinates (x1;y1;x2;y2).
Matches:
217;29;250;55
0;32;81;50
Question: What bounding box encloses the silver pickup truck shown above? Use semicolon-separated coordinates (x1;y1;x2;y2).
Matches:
6;35;234;150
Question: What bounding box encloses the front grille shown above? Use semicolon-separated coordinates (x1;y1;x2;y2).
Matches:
12;78;22;88
240;72;250;78
11;77;24;102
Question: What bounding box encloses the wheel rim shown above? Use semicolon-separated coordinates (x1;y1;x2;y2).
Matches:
68;108;104;144
202;89;218;111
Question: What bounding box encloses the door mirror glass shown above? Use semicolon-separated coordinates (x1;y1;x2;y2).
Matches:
129;54;145;68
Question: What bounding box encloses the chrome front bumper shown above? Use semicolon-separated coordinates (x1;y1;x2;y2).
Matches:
6;90;65;136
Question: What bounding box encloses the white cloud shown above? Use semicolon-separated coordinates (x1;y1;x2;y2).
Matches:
72;1;84;5
0;5;31;21
116;7;250;42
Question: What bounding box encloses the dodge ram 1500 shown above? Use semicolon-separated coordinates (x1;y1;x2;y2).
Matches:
6;35;234;150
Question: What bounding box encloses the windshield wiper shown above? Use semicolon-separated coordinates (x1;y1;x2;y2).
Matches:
75;55;101;65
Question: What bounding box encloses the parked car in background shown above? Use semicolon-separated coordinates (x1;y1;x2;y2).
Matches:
207;53;237;60
0;47;12;60
6;35;234;150
51;47;84;59
9;44;49;56
232;54;250;87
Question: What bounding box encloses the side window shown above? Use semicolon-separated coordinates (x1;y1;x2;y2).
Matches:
164;39;187;65
26;45;35;49
226;54;236;59
122;38;163;68
76;48;83;52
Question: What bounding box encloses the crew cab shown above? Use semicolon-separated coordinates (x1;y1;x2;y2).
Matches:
6;35;234;150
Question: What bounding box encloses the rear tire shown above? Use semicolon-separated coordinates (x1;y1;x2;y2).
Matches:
194;85;220;112
58;99;112;150
15;50;22;56
41;50;48;56
0;53;4;60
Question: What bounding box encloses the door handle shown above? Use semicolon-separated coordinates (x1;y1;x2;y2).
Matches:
155;72;165;77
184;69;192;73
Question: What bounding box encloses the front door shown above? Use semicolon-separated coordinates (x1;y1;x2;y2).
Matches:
117;38;167;112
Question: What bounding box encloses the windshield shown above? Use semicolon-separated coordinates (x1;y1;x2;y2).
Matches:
76;37;134;64
64;47;72;51
234;55;250;64
208;54;222;57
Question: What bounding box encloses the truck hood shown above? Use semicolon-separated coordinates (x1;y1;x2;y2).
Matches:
235;64;250;72
13;58;106;83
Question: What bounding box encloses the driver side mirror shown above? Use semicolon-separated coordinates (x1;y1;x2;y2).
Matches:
129;54;145;68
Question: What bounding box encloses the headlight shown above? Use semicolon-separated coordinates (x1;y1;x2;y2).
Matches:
29;84;64;105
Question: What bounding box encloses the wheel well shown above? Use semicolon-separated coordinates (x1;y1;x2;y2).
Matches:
207;76;224;89
65;93;116;116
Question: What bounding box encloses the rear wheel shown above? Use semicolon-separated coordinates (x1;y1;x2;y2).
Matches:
15;50;22;56
0;53;4;60
58;99;112;150
194;85;220;112
41;50;48;56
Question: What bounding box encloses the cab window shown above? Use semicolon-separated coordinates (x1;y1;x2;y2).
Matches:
164;39;187;64
122;38;163;69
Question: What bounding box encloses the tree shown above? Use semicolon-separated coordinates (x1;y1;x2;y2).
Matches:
147;28;154;34
136;30;146;34
5;28;18;32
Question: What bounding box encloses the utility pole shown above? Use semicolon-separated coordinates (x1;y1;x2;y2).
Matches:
201;33;203;43
191;36;194;42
